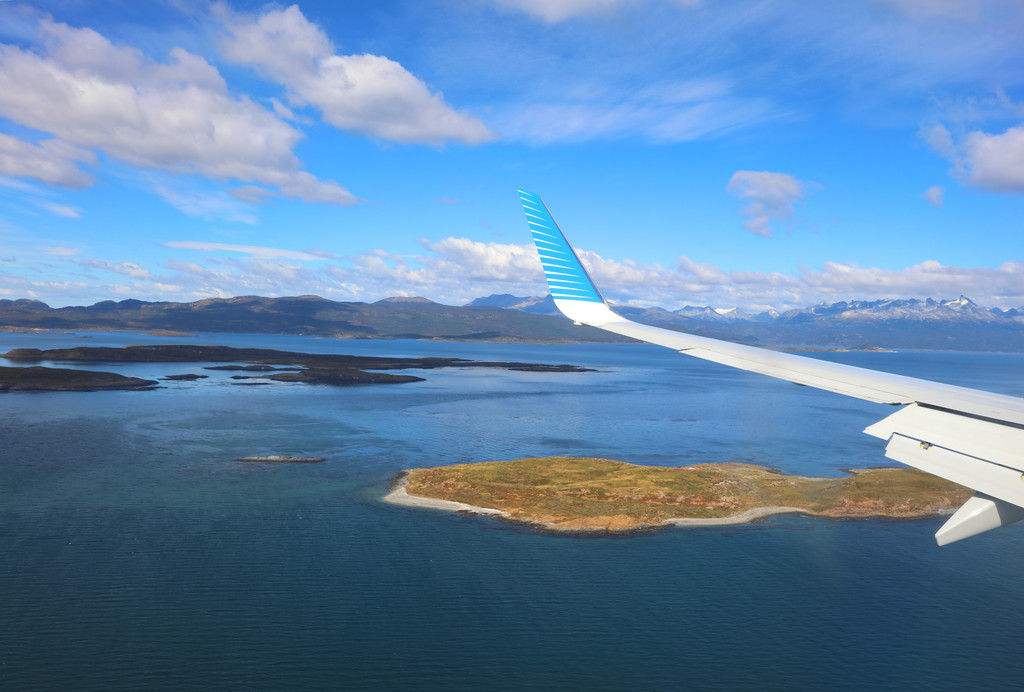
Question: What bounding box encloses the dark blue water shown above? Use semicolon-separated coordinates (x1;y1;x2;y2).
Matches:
2;333;1024;690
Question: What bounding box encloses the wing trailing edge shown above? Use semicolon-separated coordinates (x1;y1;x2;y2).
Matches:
519;189;1024;545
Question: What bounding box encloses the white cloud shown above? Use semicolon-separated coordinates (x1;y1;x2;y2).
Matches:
924;185;944;207
42;246;78;256
79;260;155;280
877;0;976;20
0;133;94;188
0;175;44;193
494;80;778;144
33;200;82;218
923;122;1024;194
216;4;495;146
493;0;700;23
418;237;543;282
149;176;259;225
163;241;329;261
961;126;1024;193
726;171;817;237
494;0;638;23
0;14;357;206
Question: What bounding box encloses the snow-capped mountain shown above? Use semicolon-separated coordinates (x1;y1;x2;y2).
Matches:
468;294;1024;350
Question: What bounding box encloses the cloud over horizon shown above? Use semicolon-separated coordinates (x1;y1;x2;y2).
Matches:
3;236;1021;312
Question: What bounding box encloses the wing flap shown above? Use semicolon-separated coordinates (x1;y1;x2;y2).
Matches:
865;403;1024;473
881;435;1024;510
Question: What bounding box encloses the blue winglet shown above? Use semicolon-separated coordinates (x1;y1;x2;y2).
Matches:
518;189;605;304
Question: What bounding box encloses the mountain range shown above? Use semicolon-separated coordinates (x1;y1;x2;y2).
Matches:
1;293;1022;351
467;294;1024;351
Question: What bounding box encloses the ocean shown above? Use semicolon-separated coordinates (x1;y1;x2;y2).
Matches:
2;332;1024;690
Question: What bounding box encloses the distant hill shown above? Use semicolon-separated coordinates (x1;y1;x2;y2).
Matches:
0;295;621;343
1;293;1022;350
465;294;558;315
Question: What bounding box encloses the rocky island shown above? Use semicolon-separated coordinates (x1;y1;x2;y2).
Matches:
386;456;972;533
0;365;158;391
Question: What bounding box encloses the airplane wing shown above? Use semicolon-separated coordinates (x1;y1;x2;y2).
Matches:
519;188;1024;545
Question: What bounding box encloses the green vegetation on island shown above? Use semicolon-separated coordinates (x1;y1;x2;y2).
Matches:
394;456;972;533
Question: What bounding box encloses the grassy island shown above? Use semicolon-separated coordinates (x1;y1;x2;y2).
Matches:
389;456;972;533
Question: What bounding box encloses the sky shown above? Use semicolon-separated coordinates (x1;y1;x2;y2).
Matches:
0;0;1022;311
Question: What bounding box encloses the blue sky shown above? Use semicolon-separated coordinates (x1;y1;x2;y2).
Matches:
0;0;1022;310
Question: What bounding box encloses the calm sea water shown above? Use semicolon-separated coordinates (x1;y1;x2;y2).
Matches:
2;332;1024;690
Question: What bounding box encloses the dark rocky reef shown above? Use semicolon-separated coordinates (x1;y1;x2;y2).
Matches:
3;344;593;374
0;365;159;392
1;344;592;390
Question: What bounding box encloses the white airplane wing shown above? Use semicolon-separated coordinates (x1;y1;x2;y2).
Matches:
519;189;1024;545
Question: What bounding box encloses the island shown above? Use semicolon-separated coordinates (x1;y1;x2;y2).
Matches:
0;365;158;391
385;456;972;533
0;344;594;390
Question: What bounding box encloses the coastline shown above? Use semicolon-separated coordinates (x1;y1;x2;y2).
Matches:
383;471;508;517
665;506;808;526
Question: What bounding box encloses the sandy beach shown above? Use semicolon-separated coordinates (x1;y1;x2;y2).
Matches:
384;472;508;517
665;506;807;526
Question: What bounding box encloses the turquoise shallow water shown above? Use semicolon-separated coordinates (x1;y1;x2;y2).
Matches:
2;333;1024;690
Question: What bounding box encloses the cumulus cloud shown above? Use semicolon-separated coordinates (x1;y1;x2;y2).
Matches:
726;171;817;237
418;237;542;282
960;126;1024;193
923;122;1024;194
0;13;357;206
216;4;494;146
0;134;94;188
924;185;944;207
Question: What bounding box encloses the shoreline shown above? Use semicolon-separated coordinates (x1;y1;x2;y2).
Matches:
383;472;508;517
665;506;808;526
